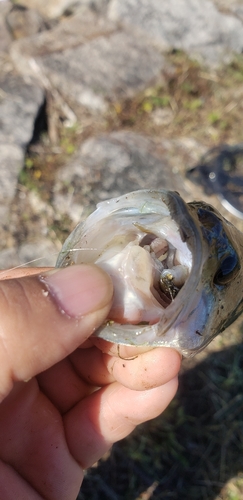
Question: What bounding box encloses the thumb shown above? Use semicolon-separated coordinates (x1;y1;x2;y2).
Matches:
0;265;113;401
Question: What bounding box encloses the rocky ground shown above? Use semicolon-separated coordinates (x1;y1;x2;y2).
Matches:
0;0;243;499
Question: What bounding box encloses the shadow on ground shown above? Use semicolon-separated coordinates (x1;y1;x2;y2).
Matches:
78;338;243;500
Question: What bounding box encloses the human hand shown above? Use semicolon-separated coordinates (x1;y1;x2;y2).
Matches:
0;264;181;500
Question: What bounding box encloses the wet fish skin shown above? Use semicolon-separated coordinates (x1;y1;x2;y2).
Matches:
56;190;243;357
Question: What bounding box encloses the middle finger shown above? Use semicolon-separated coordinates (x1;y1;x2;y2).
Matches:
70;345;181;390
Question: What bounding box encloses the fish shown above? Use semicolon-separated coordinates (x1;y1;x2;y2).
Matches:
56;189;243;357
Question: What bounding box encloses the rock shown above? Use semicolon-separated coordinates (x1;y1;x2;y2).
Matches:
0;238;59;269
40;31;166;111
0;144;24;220
66;0;110;15
108;0;243;66
53;132;185;223
18;239;60;267
151;108;174;127
233;5;243;22
12;0;103;19
0;1;12;53
6;5;48;39
0;247;21;270
10;10;166;113
0;73;44;222
213;0;243;13
10;9;116;114
0;25;11;55
0;73;45;147
11;9;116;59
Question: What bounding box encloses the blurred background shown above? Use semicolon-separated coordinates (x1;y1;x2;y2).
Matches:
0;0;243;498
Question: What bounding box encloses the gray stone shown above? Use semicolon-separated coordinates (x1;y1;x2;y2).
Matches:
10;10;117;113
213;0;243;13
108;0;243;65
10;9;116;59
11;10;116;63
0;74;44;147
12;0;80;19
6;5;47;39
151;108;174;127
41;32;165;110
0;1;12;53
0;143;24;220
234;5;243;22
18;239;60;267
0;74;44;223
0;247;21;270
12;0;108;18
0;25;11;55
53;132;184;223
11;10;166;113
0;239;59;270
60;0;110;15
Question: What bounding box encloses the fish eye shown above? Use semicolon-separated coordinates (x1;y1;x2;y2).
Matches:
214;254;239;285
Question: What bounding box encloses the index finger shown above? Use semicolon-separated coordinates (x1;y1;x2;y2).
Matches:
0;265;113;400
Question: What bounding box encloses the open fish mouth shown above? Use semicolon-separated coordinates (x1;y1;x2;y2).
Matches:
56;190;243;357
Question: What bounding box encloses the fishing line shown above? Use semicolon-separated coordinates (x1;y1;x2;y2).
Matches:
0;248;98;276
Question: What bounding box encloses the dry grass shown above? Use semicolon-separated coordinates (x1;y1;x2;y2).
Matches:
108;51;243;146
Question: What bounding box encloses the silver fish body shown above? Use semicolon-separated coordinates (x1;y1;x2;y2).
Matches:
56;190;243;357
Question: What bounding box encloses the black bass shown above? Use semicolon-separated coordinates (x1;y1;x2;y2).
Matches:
56;190;243;357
